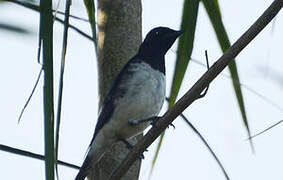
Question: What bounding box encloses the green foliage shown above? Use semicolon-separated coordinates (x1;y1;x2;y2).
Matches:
151;0;200;176
0;144;80;169
152;0;253;177
3;0;276;178
83;0;97;49
39;0;55;178
55;0;72;178
202;0;253;150
169;0;200;107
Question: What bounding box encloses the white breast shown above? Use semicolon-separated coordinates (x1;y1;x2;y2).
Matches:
108;61;165;139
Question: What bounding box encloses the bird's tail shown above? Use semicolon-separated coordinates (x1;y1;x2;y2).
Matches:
75;157;91;180
75;134;112;180
75;170;87;180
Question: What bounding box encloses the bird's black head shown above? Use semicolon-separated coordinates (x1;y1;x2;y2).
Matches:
138;27;183;59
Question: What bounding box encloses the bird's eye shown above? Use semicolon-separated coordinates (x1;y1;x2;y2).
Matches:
155;31;159;36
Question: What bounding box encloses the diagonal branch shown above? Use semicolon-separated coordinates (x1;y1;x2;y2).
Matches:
110;1;283;179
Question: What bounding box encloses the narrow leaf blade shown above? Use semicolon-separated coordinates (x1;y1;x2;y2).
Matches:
40;0;55;177
0;23;31;34
83;0;97;49
150;1;200;176
202;0;254;150
0;144;79;169
169;0;200;107
55;0;72;178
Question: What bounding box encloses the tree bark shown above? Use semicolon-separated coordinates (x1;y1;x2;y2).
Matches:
88;0;142;179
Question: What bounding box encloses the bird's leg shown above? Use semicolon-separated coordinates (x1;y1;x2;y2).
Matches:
128;116;175;129
128;116;160;127
119;138;146;159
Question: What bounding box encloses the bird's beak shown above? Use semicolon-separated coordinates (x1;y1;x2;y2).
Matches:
168;30;184;39
173;30;184;37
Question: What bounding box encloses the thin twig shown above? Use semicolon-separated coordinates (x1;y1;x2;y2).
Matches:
4;0;93;42
18;68;43;123
170;52;283;113
53;0;62;22
0;144;79;169
109;1;283;179
249;119;283;139
56;11;89;22
55;17;93;41
4;0;88;22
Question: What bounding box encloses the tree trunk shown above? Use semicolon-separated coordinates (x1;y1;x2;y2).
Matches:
88;0;142;179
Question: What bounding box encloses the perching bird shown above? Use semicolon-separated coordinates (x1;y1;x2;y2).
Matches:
75;27;183;180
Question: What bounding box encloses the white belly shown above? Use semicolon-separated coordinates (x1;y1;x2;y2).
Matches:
108;62;165;139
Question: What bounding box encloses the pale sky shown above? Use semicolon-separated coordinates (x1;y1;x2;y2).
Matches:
1;0;283;180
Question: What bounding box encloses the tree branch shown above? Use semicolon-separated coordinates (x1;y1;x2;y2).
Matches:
110;1;283;179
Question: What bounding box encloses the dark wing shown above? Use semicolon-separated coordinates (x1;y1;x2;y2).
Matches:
75;56;141;180
90;55;141;145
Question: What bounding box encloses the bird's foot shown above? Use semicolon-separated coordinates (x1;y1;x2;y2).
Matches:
168;123;175;129
119;138;147;160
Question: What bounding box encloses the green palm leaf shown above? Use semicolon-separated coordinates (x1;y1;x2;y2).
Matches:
55;0;72;178
39;0;55;178
201;0;254;150
83;0;97;49
150;0;200;176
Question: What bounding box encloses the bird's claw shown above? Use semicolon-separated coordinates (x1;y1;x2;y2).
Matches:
169;123;175;129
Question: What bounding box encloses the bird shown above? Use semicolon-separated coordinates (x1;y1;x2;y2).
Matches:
75;27;183;180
